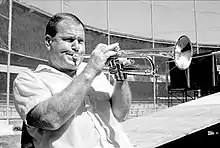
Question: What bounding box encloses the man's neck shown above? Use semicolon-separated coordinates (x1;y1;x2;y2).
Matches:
48;63;77;77
59;68;77;77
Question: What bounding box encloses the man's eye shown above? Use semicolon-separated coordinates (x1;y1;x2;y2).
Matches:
63;38;74;43
78;39;84;44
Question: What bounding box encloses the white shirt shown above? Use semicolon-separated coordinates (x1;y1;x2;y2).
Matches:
13;63;133;148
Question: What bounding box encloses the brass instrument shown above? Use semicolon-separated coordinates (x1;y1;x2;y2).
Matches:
84;35;193;76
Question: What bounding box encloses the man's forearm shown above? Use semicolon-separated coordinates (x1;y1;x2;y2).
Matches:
111;80;132;122
26;68;96;130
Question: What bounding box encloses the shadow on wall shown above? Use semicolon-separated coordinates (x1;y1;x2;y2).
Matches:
128;81;168;101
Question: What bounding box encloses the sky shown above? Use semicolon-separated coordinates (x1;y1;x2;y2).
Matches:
21;0;220;45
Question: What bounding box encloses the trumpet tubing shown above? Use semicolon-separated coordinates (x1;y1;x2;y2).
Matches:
83;35;193;76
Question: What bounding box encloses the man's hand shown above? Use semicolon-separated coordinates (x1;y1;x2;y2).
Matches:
86;43;119;76
109;58;133;81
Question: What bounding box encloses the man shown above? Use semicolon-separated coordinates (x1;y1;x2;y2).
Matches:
13;13;133;148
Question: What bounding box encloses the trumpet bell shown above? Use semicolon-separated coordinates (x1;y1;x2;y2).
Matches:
174;35;193;70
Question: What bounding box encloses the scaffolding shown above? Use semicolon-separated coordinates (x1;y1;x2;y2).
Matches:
1;0;220;125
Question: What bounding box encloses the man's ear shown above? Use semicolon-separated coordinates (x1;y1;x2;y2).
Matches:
45;35;52;50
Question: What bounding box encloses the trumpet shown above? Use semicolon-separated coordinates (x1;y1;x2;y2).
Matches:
83;35;193;76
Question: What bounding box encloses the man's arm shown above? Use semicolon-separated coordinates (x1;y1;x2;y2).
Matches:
110;80;132;122
26;66;96;130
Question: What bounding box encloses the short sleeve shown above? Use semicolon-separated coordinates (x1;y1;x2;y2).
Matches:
13;70;51;123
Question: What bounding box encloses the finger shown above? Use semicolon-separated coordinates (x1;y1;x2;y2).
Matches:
123;59;134;66
114;71;127;81
95;43;108;53
114;71;123;81
96;43;108;49
116;64;123;80
118;58;133;66
118;58;127;65
116;62;122;70
109;59;116;67
107;59;117;74
103;42;119;53
122;73;127;80
105;50;118;58
114;72;120;80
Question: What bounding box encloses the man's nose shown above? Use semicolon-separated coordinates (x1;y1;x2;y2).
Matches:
71;40;80;52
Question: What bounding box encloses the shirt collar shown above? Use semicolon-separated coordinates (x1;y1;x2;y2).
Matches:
34;62;87;76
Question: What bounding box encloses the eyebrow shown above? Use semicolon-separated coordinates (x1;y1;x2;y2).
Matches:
61;36;75;39
61;36;85;42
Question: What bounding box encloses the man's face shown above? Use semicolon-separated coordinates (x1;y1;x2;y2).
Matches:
47;19;85;70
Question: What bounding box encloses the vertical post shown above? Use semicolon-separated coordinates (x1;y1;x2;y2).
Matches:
193;0;199;54
6;0;12;124
212;55;216;87
106;0;111;81
150;0;156;111
165;61;168;90
187;67;190;88
61;0;63;13
107;0;110;45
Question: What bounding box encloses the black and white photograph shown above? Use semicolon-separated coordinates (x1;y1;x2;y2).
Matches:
1;0;220;148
